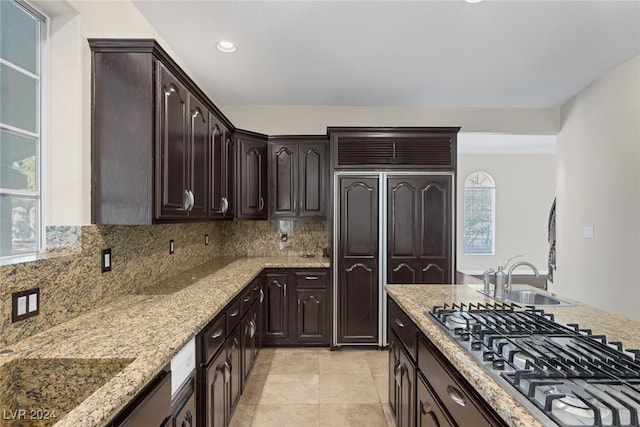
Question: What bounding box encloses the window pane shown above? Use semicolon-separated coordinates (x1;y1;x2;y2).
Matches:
0;195;37;256
0;63;38;132
0;128;37;191
0;0;38;74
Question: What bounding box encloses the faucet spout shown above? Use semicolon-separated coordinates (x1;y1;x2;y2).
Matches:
506;261;540;292
481;268;495;293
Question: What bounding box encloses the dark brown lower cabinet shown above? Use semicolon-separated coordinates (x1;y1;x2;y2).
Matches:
263;272;290;344
241;302;259;388
417;372;453;427
387;296;506;427
262;269;330;346
170;376;196;427
388;329;415;427
204;348;228;427
227;326;242;413
111;365;171;427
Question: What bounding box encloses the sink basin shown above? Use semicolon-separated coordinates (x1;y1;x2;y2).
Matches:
478;289;573;306
0;357;133;424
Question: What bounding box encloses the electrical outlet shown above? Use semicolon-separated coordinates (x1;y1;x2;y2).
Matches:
101;248;112;272
281;233;288;242
169;239;175;254
12;288;40;322
205;234;209;246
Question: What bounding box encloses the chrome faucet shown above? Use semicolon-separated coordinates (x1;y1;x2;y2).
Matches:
493;255;522;299
506;261;540;293
481;268;495;294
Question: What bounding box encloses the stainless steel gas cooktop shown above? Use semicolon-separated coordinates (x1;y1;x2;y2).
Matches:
428;303;640;427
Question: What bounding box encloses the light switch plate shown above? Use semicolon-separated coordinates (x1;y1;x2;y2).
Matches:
583;225;595;239
12;288;40;322
101;248;112;272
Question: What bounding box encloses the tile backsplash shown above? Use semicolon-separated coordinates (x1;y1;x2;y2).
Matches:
0;220;328;347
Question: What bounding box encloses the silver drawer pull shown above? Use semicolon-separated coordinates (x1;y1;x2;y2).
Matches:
447;385;466;407
229;308;240;317
211;329;223;339
304;276;318;280
395;318;405;328
243;296;251;303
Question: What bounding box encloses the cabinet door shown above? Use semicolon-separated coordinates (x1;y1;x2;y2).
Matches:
263;273;289;343
298;141;327;218
187;95;208;219
227;326;241;414
417;372;454;427
337;176;379;344
209;114;233;219
204;351;228;427
387;175;452;284
157;63;189;219
269;142;297;218
295;289;328;343
398;344;416;427
241;303;258;389
236;133;267;219
170;383;196;427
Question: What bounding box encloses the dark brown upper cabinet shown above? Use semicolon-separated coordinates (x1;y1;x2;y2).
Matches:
329;127;459;170
236;130;268;220
208;113;234;219
157;64;208;220
89;39;235;224
268;136;327;220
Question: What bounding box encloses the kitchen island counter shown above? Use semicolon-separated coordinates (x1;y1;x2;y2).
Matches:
385;284;640;427
0;256;329;427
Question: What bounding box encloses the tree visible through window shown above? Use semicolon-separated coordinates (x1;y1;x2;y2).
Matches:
0;0;46;260
464;172;495;254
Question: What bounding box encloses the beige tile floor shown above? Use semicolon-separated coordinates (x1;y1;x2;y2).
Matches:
230;348;395;427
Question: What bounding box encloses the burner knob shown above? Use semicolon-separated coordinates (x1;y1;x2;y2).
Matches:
471;341;483;351
460;332;471;342
482;352;495;361
454;327;464;335
492;359;506;370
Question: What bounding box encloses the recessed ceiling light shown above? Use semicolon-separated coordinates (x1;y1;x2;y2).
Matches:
465;0;483;3
216;40;237;53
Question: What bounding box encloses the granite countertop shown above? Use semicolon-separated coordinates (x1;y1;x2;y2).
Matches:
0;256;329;427
385;283;640;427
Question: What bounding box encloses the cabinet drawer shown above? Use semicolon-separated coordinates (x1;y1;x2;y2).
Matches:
240;286;253;317
388;298;418;361
294;270;327;288
226;298;242;335
418;335;495;427
201;315;225;364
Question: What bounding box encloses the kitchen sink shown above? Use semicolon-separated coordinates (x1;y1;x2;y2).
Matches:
478;289;573;306
0;357;133;425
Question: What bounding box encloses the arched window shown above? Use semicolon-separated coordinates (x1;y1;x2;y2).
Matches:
464;172;495;254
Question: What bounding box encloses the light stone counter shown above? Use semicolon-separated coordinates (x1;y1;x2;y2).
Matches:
0;256;329;427
385;283;640;427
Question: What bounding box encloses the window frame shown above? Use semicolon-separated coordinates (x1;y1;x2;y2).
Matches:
463;171;495;255
0;0;48;264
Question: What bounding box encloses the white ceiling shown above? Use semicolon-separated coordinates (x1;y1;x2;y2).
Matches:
132;0;640;108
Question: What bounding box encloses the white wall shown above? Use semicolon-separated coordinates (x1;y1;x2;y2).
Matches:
35;0;207;225
555;55;640;321
222;105;560;135
456;154;556;275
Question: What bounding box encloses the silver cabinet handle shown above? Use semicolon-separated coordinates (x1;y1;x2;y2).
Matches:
223;361;231;384
221;197;229;213
189;190;195;210
183;189;190;210
297;299;301;313
447;385;466;407
259;288;264;303
420;403;440;426
283;283;287;297
305;276;318;280
395;318;405;328
229;308;240;317
211;329;223;339
243;294;251;303
249;320;256;338
258;197;264;211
